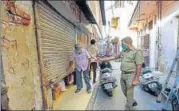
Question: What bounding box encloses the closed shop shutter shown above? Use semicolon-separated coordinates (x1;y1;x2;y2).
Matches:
36;1;75;83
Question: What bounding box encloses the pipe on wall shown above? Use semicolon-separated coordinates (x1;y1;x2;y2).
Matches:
176;15;179;73
32;0;48;110
156;1;162;70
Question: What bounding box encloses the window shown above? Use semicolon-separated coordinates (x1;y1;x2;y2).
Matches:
148;20;153;30
127;1;133;5
154;15;157;25
114;1;120;8
114;1;124;8
120;1;125;8
108;21;110;27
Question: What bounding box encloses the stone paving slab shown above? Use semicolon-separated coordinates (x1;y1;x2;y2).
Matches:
53;61;174;110
87;61;126;110
53;70;100;110
87;61;172;110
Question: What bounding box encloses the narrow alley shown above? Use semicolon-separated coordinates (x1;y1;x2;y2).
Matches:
1;0;179;110
87;61;126;110
87;61;164;110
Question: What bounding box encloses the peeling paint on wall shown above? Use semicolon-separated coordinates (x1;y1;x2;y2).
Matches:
1;1;43;110
2;0;31;26
1;36;17;75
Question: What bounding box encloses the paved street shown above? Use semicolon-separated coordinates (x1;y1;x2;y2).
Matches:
87;61;126;110
2;1;179;110
87;61;165;110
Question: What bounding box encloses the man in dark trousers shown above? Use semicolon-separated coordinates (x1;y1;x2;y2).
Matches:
99;37;143;110
87;39;99;84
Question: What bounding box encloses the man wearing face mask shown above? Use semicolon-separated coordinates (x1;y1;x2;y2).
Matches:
99;36;143;110
67;43;92;93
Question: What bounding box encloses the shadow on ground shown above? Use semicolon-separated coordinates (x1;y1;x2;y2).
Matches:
87;61;167;110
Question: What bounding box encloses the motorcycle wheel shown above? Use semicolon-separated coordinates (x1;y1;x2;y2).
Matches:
108;91;113;97
155;88;162;96
171;96;179;111
143;85;149;92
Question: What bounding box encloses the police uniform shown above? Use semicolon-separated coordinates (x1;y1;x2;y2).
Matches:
120;48;143;110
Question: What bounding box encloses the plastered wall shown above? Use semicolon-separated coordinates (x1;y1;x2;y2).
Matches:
1;1;42;110
149;2;179;73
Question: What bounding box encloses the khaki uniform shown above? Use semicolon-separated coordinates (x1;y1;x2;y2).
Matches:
120;49;143;110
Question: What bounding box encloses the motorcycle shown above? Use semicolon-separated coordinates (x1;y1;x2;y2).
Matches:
139;67;162;96
99;61;117;97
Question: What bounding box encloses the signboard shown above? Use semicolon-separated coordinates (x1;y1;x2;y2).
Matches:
111;17;119;29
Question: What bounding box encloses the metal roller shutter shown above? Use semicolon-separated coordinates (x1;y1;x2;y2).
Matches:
36;1;75;83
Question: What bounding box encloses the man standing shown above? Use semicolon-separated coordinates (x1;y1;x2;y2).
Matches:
99;36;143;110
67;43;91;93
87;39;99;84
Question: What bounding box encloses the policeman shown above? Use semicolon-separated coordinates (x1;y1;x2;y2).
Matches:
119;36;143;110
99;36;143;110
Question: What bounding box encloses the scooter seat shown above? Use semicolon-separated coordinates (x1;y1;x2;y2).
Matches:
101;68;112;73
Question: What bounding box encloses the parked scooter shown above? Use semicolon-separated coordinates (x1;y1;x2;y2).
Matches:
139;64;162;96
99;61;117;97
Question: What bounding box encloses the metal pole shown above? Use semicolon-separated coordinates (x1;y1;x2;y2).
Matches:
156;0;162;70
32;0;48;110
156;1;159;70
0;1;2;110
176;15;179;75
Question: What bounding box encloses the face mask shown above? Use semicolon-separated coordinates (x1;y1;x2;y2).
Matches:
122;44;127;51
75;49;81;54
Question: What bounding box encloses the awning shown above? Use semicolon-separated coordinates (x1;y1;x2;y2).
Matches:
75;1;97;24
128;1;157;29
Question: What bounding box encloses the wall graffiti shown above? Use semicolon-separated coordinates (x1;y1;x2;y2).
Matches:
8;67;15;75
1;36;18;75
1;36;17;53
21;76;27;85
3;0;31;26
21;58;29;69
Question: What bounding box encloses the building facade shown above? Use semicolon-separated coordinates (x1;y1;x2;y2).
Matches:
104;1;138;54
1;0;105;110
129;1;179;74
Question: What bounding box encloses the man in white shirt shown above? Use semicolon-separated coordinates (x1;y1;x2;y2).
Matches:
87;39;99;84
